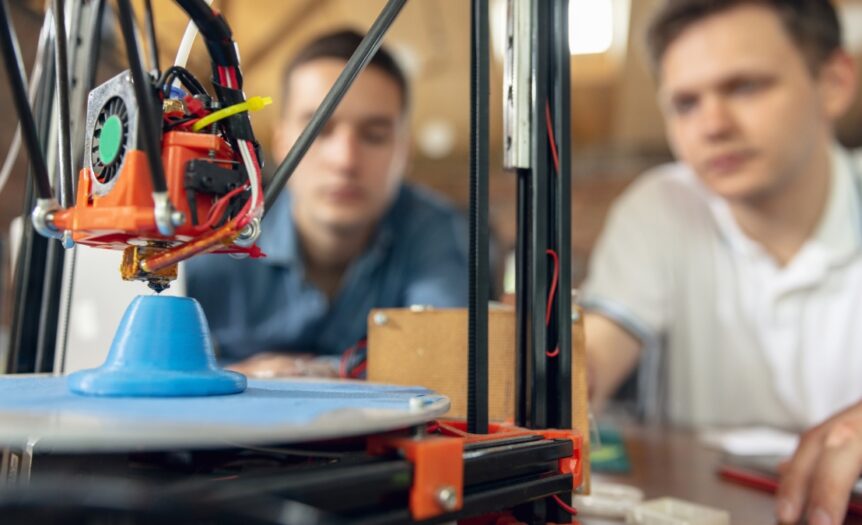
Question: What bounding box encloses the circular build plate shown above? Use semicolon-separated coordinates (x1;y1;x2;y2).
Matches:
0;376;449;452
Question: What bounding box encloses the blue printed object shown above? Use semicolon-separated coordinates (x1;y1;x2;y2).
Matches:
68;295;246;397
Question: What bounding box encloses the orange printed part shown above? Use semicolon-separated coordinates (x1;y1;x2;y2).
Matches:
52;131;235;243
537;429;583;490
368;435;464;521
433;420;584;490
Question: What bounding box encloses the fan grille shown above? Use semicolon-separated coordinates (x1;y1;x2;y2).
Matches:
90;96;129;184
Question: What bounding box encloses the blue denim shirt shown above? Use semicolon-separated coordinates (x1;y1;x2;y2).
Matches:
185;184;469;361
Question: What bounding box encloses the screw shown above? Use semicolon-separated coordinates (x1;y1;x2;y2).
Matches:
373;311;388;326
436;486;458;511
171;211;186;227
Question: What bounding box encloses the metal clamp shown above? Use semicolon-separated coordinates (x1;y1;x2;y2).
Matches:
31;197;63;240
152;191;184;236
233;217;261;247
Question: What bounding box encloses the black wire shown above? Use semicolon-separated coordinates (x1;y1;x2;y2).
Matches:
0;0;53;200
159;65;207;97
262;0;408;214
53;0;73;208
144;0;159;72
115;0;167;193
164;116;197;130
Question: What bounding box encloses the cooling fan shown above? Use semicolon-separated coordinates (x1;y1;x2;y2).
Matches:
90;96;129;186
84;72;139;196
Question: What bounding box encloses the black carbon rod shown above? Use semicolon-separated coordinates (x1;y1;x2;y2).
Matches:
528;0;550;429
53;0;73;208
550;0;572;431
0;0;53;200
263;0;407;213
144;0;159;72
116;0;167;193
514;168;530;427
467;0;490;435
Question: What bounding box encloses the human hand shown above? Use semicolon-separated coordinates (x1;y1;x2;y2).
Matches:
776;400;862;524
226;352;339;379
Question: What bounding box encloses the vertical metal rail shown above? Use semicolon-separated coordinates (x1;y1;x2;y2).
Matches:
514;167;529;426
549;0;571;430
53;0;73;209
526;0;550;429
468;0;490;435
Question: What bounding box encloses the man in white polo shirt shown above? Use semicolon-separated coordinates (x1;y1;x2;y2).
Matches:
582;1;861;522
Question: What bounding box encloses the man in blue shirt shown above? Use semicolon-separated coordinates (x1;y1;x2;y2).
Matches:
186;30;468;377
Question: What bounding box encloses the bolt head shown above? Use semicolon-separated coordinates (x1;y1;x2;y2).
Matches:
373;311;388;326
436;486;458;511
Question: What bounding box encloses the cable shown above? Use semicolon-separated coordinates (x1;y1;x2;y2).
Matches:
0;0;54;200
551;494;578;516
545;100;560;173
143;0;159;72
115;0;167;194
191;96;272;132
544;101;560;359
263;0;409;213
173;0;213;68
158;65;207;97
0;5;51;199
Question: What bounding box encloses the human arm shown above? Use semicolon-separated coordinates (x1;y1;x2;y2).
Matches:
580;174;674;412
585;312;643;413
226;352;339;378
775;400;862;524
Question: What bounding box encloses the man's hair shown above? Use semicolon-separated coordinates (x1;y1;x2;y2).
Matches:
280;29;409;114
645;0;842;75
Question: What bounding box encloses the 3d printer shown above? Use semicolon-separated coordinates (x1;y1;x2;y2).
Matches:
0;0;582;523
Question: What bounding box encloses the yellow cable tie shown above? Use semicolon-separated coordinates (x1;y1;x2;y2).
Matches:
192;95;273;132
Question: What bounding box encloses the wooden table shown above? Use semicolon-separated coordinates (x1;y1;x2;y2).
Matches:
582;425;862;524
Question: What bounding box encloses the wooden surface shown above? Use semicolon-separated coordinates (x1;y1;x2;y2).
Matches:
583;425;862;525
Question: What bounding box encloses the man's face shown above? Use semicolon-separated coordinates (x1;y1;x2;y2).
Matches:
658;4;849;203
273;59;408;235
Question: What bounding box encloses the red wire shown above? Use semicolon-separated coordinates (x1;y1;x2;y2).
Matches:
552;494;578;516
544;100;562;359
545;248;560;358
545;101;560;173
349;361;367;379
545;249;559;325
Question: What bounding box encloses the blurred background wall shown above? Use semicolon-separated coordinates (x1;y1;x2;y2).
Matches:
3;0;862;287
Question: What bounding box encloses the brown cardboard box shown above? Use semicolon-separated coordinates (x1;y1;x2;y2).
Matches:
367;305;590;487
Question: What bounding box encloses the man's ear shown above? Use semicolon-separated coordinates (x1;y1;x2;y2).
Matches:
818;50;857;121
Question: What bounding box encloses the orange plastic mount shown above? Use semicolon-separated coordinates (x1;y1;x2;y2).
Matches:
52;131;256;256
435;420;584;490
368;435;464;521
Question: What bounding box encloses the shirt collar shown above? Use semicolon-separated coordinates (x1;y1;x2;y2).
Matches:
707;144;862;267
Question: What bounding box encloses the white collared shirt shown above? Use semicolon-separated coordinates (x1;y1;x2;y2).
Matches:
583;145;862;429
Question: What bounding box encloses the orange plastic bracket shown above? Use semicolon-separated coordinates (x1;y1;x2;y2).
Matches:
537;429;583;490
368;435;464;521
